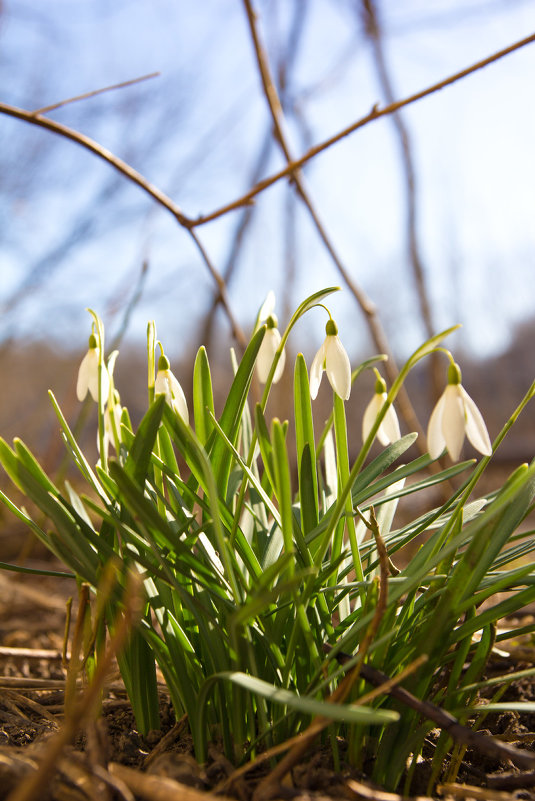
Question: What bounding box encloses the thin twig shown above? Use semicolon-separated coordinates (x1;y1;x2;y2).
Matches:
487;770;535;791
241;0;428;449
32;72;161;115
142;714;188;769
0;646;66;660
361;0;442;405
198;129;273;351
0;101;245;345
347;777;434;801
109;763;231;801
109;260;150;350
194;29;535;226
329;653;535;771
0;101;190;225
437;783;516;800
188;228;247;348
2;31;532;352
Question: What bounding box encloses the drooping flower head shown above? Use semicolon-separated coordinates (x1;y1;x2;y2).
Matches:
255;293;286;384
76;330;110;403
362;370;400;446
310;318;351;401
427;360;492;461
155;348;189;424
256;313;286;384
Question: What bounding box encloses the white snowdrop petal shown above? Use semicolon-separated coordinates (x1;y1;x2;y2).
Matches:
172;394;189;424
325;336;351;400
461;387;492;456
154;371;169;397
155;369;188;424
427;390;447;459
77;348;108;403
168;371;183;398
381;403;401;445
256;335;274;384
442;385;466;461
76;350;92;401
258;290;276;322
362;394;382;444
99;365;110;404
323;429;338;500
172;386;189;424
309;343;326;399
256;328;283;383
272;341;286;384
168;372;189;424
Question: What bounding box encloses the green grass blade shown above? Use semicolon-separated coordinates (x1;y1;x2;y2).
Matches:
193;346;215;445
114;618;161;735
208;325;265;496
162;404;242;602
124;395;166;486
351;434;418;500
47;391;108;501
271;419;297;569
294;354;318;533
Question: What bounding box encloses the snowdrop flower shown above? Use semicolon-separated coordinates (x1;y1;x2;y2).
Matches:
427;362;492;461
310;319;351;401
257;290;276;323
362;372;400;446
256;313;286;384
76;333;110;402
155;352;189;424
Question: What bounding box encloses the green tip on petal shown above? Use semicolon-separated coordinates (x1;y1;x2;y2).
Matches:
447;361;462;385
325;318;338;336
266;314;278;329
88;333;98;349
158;353;170;371
374;372;387;395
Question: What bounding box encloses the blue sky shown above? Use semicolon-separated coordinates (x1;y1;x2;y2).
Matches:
1;0;534;363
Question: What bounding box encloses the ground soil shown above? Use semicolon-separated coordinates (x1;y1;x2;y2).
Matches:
1;562;535;801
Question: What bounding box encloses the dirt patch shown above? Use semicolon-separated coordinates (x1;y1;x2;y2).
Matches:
1;568;535;800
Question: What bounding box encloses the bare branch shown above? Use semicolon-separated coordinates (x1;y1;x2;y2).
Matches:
0;100;246;346
189;229;247;348
193;30;535;227
32;72;161;115
197;128;273;351
361;0;442;404
0;101;190;226
328;648;535;773
2;27;532;352
241;0;428;447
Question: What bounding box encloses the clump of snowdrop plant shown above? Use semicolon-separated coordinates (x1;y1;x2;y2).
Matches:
1;287;535;795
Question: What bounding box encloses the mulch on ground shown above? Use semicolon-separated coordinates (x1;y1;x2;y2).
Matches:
1;565;535;801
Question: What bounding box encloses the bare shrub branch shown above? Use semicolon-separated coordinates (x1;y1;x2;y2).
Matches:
242;0;428;446
32;72;161;115
193;30;535;226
